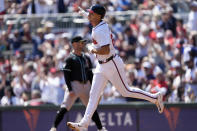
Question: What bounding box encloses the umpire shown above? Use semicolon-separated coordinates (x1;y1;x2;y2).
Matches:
50;36;106;131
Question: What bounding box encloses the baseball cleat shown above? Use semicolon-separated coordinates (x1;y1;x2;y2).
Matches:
156;92;164;113
67;122;87;131
98;127;108;131
49;127;56;131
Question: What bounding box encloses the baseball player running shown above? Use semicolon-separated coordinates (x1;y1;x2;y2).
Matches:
67;5;164;131
50;36;107;131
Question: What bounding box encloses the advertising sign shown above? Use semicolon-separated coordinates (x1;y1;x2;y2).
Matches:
0;105;197;131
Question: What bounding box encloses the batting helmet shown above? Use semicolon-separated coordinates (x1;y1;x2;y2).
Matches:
88;4;106;19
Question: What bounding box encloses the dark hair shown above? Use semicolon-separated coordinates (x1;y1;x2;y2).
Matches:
190;47;197;58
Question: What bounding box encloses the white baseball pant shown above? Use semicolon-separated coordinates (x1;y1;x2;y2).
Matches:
80;55;158;127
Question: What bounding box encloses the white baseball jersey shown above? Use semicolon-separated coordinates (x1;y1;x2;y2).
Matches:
91;21;116;61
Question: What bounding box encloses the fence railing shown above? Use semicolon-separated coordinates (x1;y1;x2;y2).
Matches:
0;11;189;33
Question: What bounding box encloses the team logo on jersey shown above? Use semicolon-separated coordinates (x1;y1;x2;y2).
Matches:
92;39;97;45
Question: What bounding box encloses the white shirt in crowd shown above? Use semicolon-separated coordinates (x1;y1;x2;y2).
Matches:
23;72;36;85
1;96;20;106
39;76;61;105
168;76;181;103
187;11;197;31
27;0;57;14
0;0;5;12
12;77;27;97
184;68;197;101
57;75;66;105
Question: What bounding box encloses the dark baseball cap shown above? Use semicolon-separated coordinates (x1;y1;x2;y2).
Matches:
88;4;106;17
71;36;87;43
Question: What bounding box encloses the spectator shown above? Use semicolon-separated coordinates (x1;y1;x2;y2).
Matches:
43;21;54;35
0;65;6;98
20;91;31;105
150;32;169;70
116;0;132;11
6;0;18;14
32;28;45;58
57;0;68;13
135;36;149;59
184;55;197;102
55;33;71;52
160;6;177;36
124;27;137;57
28;89;45;106
17;0;32;14
187;1;197;33
55;69;66;105
164;30;175;49
9;30;22;51
176;19;187;38
39;67;62;105
167;60;182;102
39;33;55;56
184;86;197;103
143;61;155;80
12;50;25;72
109;16;124;34
4;0;13;14
55;48;67;69
81;24;92;40
0;0;6;15
127;69;139;87
19;22;32;43
141;61;155;89
129;15;139;36
23;62;36;89
27;0;57;14
133;58;145;88
11;65;29;98
1;87;20;105
0;31;9;51
146;68;168;100
31;59;46;91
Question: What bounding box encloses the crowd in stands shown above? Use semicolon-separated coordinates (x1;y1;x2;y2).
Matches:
0;0;192;15
1;0;135;15
0;0;197;106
